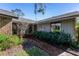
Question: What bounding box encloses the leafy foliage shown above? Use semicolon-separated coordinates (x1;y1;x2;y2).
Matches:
0;34;8;43
11;9;24;17
32;31;79;49
34;3;46;15
0;34;22;51
70;40;79;49
8;35;23;45
32;31;72;45
26;46;49;56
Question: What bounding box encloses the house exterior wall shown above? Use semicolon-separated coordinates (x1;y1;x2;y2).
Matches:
0;16;12;35
37;19;76;39
61;19;76;38
0;21;12;35
37;23;51;32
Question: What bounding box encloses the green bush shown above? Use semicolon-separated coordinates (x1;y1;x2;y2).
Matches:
70;40;79;49
32;31;72;45
0;40;11;50
0;34;22;51
0;34;8;43
8;35;22;45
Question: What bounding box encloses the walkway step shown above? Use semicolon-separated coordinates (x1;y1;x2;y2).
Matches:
58;52;74;56
66;48;79;56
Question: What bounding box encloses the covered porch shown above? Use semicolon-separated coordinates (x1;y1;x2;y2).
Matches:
12;19;36;37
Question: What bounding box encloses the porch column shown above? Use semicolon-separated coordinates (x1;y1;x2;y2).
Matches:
32;24;34;33
50;22;52;32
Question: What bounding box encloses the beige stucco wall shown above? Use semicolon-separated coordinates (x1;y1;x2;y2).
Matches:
61;19;76;38
37;23;51;32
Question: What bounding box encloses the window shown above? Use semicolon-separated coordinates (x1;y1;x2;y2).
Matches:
51;23;61;32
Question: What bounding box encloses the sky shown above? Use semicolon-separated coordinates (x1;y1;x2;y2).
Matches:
0;3;79;21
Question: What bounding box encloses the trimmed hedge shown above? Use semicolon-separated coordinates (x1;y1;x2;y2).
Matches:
32;31;72;45
0;34;22;51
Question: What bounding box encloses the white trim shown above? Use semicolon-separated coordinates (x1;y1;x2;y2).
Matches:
36;11;79;24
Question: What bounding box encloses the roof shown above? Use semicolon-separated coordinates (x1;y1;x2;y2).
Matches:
12;17;35;24
36;11;79;24
0;9;35;23
0;9;18;18
1;9;79;24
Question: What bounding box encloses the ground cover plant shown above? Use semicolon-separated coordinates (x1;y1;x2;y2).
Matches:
0;34;22;51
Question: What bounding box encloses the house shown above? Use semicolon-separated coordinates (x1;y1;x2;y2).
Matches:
0;9;79;40
0;9;18;35
36;11;79;40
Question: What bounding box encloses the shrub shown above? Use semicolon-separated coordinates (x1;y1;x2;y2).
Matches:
70;40;79;49
32;31;72;46
8;35;22;46
0;34;22;51
56;32;72;45
0;34;8;43
0;40;11;50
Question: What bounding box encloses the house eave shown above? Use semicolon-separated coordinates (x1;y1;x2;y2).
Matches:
36;11;79;24
0;9;18;19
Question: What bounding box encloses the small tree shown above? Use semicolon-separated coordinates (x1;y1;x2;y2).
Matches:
34;3;46;15
11;9;24;38
34;3;46;20
11;9;24;17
